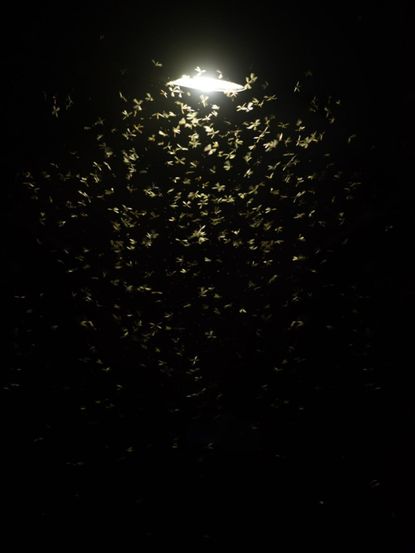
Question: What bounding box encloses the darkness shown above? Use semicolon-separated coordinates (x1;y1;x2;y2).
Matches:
3;1;414;548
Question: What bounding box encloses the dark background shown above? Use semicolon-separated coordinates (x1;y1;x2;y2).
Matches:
3;1;414;548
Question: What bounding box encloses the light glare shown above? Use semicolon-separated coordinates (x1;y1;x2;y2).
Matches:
168;75;244;93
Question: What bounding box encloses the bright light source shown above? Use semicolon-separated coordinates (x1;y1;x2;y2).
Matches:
168;75;244;93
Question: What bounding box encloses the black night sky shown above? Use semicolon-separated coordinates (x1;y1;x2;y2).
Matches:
4;1;414;548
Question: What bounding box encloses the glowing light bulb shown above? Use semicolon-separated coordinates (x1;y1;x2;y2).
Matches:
168;74;244;93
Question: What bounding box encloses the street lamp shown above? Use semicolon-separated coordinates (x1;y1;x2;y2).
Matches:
168;74;244;93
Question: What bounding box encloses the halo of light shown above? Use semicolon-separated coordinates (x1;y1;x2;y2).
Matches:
168;75;245;93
